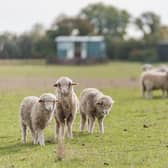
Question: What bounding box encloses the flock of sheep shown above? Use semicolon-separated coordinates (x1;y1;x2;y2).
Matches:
141;64;168;99
20;77;114;146
19;63;166;146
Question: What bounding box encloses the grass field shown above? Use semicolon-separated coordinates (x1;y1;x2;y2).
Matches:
0;61;168;168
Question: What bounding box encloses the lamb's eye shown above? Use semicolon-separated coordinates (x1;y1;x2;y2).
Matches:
97;102;103;106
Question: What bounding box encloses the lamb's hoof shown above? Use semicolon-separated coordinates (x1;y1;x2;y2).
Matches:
22;141;26;144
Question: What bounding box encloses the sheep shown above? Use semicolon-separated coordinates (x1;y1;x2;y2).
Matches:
156;65;168;72
142;64;168;73
20;93;58;146
140;71;168;99
142;64;153;71
79;88;114;134
53;76;79;139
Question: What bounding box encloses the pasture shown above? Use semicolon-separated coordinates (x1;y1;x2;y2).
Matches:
0;61;168;168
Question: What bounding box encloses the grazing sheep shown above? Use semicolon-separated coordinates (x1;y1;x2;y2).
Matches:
156;65;168;72
140;71;168;99
20;93;58;146
142;64;153;71
80;88;114;134
142;64;168;73
53;77;79;139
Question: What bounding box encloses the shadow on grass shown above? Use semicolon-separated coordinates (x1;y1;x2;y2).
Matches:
0;136;58;156
0;136;13;139
0;142;34;156
126;95;167;101
73;131;91;138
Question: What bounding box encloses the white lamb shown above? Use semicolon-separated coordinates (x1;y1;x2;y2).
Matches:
80;88;114;134
20;93;58;146
53;76;79;139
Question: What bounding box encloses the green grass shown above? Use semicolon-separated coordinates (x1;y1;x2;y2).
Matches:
0;61;168;168
0;61;142;78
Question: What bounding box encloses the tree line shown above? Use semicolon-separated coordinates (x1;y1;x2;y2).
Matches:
0;3;168;62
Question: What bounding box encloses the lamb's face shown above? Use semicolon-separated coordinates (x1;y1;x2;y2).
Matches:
54;77;78;96
39;93;57;112
96;96;114;116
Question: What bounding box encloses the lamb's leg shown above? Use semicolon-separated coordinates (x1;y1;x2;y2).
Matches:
162;89;166;98
141;84;146;98
55;119;60;141
21;122;27;144
33;130;38;145
88;116;95;134
98;117;104;134
67;115;74;139
146;90;152;99
38;130;45;146
29;125;35;144
80;113;86;132
59;121;65;139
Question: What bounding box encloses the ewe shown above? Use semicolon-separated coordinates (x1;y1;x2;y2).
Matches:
140;71;168;99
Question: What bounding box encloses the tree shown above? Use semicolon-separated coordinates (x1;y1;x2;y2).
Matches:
135;12;161;42
17;34;33;59
50;15;95;36
79;3;130;38
29;23;46;42
0;33;20;59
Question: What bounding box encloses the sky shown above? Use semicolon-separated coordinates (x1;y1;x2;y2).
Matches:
0;0;167;34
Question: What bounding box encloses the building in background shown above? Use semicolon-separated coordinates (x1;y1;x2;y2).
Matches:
55;36;106;63
157;40;168;61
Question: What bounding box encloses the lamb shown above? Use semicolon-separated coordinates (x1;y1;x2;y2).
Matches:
140;71;168;99
20;93;58;146
53;77;79;139
79;88;114;134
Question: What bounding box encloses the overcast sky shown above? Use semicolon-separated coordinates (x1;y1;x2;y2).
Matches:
0;0;167;34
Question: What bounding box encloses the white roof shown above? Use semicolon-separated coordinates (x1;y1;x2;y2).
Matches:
55;36;104;42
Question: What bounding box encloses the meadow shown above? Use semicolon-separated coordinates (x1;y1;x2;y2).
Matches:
0;61;168;168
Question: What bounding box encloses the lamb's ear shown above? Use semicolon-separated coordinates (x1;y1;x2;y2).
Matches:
39;99;44;103
55;99;60;103
112;100;115;104
71;82;79;85
53;83;58;87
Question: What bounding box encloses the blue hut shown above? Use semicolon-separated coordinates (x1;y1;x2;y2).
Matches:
55;36;106;60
